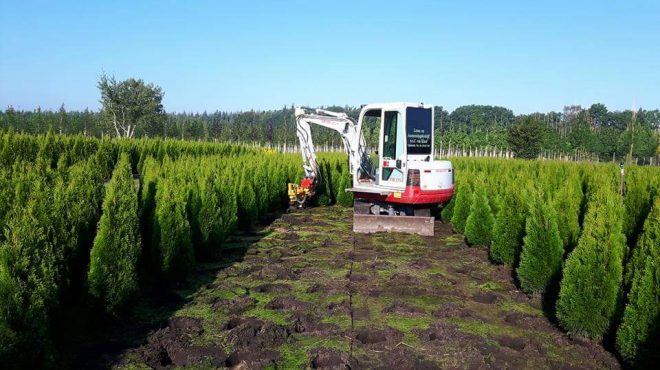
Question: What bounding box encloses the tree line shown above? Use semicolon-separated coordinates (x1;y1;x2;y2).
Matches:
1;76;657;162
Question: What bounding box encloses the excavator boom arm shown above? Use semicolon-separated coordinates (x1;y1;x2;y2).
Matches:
294;107;373;185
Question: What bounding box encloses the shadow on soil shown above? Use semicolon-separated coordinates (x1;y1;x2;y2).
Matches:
63;212;282;370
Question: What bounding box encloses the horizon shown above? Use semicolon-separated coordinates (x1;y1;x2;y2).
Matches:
1;1;659;115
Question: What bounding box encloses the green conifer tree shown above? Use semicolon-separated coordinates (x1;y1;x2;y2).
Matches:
336;170;353;207
155;175;194;279
87;153;141;314
440;194;455;223
556;187;627;338
616;197;660;364
553;173;582;251
451;181;472;233
490;188;527;266
464;182;494;246
516;195;564;294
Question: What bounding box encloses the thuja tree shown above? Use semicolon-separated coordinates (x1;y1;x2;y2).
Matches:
556;186;627;338
336;170;354;207
440;193;455;223
616;197;659;365
490;186;528;266
464;181;494;247
451;180;472;233
87;153;141;314
237;169;258;230
197;171;224;257
553;172;583;252
516;193;564;294
155;171;194;280
0;169;58;367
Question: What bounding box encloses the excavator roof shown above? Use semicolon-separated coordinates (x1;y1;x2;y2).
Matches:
360;102;432;116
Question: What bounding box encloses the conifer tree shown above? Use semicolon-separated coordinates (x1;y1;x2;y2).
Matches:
155;174;194;279
336;170;353;207
237;171;258;230
440;194;455;223
0;177;58;366
87;153;141;314
490;187;527;266
556;187;627;338
616;197;659;364
451;181;472;233
516;194;564;294
464;181;494;246
553;173;582;251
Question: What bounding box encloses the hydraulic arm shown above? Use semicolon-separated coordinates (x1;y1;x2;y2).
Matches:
288;107;373;207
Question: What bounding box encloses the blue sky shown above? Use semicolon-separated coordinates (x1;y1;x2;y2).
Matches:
1;0;658;114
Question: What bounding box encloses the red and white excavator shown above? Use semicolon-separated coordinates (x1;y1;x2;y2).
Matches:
288;102;454;235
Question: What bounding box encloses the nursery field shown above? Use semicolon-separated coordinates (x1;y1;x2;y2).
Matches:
0;131;658;369
98;206;620;369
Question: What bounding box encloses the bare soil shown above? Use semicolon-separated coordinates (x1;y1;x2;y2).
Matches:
105;206;619;369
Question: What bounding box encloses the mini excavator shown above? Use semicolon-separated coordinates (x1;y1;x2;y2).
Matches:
288;103;454;236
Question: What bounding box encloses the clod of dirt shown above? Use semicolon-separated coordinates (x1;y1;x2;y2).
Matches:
418;322;482;344
432;303;473;318
283;232;300;241
167;345;227;368
347;273;369;282
167;316;203;335
472;291;502;304
327;300;350;313
225;349;280;368
378;347;440;370
352;307;370;320
449;264;474;274
497;336;527;351
226;317;290;348
291;314;339;335
265;297;312;311
370;260;393;270
410;259;433;269
255;283;291;293
308;283;346;295
136;316;207;369
310;348;355;369
211;296;257;314
355;327;402;345
320;238;335;247
258;264;295;280
294;267;324;278
389;273;419;285
382;301;425;316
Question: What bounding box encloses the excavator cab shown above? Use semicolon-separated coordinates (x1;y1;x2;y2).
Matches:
288;103;454;235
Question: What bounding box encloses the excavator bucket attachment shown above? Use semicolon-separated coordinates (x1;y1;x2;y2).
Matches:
353;214;435;236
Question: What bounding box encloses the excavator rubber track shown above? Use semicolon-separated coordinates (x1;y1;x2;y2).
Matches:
353;214;435;236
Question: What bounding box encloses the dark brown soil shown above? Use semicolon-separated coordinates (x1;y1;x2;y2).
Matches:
110;206;620;370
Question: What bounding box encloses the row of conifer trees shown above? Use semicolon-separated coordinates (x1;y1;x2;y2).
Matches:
0;130;352;368
442;158;660;366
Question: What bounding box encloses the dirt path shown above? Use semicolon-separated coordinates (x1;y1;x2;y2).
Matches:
114;206;619;369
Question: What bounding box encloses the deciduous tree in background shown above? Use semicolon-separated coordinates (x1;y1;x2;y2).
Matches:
98;74;165;138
